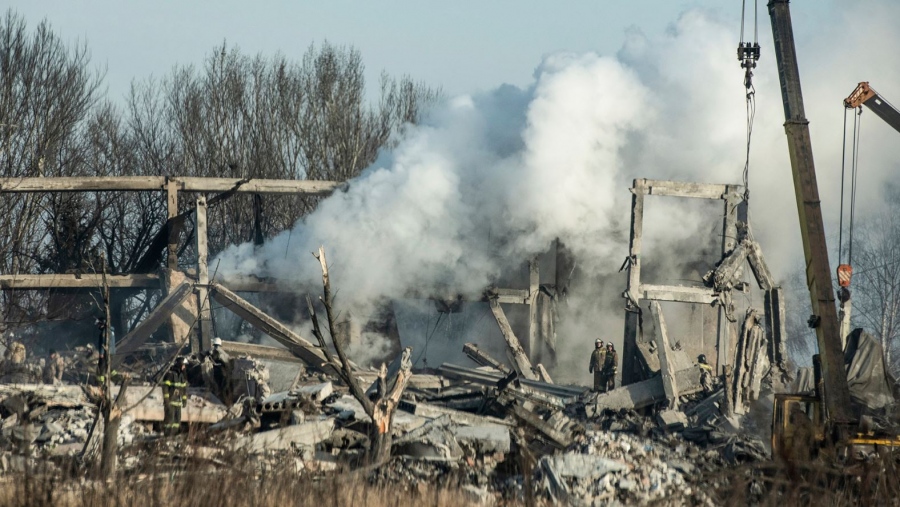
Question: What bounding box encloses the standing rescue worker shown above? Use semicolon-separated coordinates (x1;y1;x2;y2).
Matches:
210;337;233;404
698;354;714;393
602;343;618;392
42;349;65;385
588;339;606;392
162;357;189;435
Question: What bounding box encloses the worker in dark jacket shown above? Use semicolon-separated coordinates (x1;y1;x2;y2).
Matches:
602;342;618;392
588;339;606;392
162;357;189;435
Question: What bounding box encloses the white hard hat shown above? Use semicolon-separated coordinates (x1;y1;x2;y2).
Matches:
595;339;603;346
212;337;223;347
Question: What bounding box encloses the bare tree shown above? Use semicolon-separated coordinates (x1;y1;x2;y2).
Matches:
314;246;411;465
0;10;102;336
0;16;441;348
850;185;900;370
132;41;442;261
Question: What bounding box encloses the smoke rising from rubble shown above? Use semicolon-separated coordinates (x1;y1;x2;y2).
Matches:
218;52;649;298
217;5;900;379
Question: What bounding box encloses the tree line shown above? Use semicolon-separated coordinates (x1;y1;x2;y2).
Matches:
0;10;441;343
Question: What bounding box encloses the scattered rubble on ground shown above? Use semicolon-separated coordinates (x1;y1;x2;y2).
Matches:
0;337;773;505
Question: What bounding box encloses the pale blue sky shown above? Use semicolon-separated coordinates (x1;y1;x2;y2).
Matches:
7;1;775;102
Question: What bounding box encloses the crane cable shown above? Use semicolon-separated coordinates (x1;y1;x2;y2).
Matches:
738;0;760;201
839;106;862;265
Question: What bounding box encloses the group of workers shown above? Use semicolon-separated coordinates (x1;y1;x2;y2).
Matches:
161;337;233;435
588;338;717;395
0;341;66;385
588;339;618;393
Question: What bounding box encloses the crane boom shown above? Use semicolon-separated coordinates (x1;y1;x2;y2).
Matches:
844;82;900;135
767;0;853;423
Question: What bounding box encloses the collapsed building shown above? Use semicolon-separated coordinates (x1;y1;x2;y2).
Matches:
619;179;790;418
0;175;785;504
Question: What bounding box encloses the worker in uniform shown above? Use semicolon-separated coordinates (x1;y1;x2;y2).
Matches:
42;349;65;385
698;354;714;393
602;342;618;392
162;357;189;435
588;339;606;392
210;337;233;404
1;342;31;383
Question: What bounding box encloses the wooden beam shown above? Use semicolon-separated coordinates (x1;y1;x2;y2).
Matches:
488;298;538;381
639;284;717;305
0;176;340;195
0;274;160;289
209;283;339;374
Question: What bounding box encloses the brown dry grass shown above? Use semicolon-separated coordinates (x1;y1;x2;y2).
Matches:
704;451;900;506
0;464;490;507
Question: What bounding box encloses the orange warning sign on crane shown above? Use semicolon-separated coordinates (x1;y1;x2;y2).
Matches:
837;264;853;288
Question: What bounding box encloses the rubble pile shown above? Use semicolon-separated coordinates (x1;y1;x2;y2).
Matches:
0;385;96;463
0;333;780;507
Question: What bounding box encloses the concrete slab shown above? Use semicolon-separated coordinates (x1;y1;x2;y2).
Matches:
114;385;227;423
451;424;510;454
237;417;335;453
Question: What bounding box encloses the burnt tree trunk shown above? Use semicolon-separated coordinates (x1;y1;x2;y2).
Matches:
314;246;412;465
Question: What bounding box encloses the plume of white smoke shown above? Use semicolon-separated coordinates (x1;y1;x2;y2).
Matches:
216;3;900;380
216;52;651;304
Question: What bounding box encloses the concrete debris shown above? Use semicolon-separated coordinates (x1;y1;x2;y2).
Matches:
0;321;772;507
231;356;272;403
236;417;335;453
462;343;509;374
113;385;227;423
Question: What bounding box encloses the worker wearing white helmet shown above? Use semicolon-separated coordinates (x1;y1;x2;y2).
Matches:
209;337;233;404
588;338;607;392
